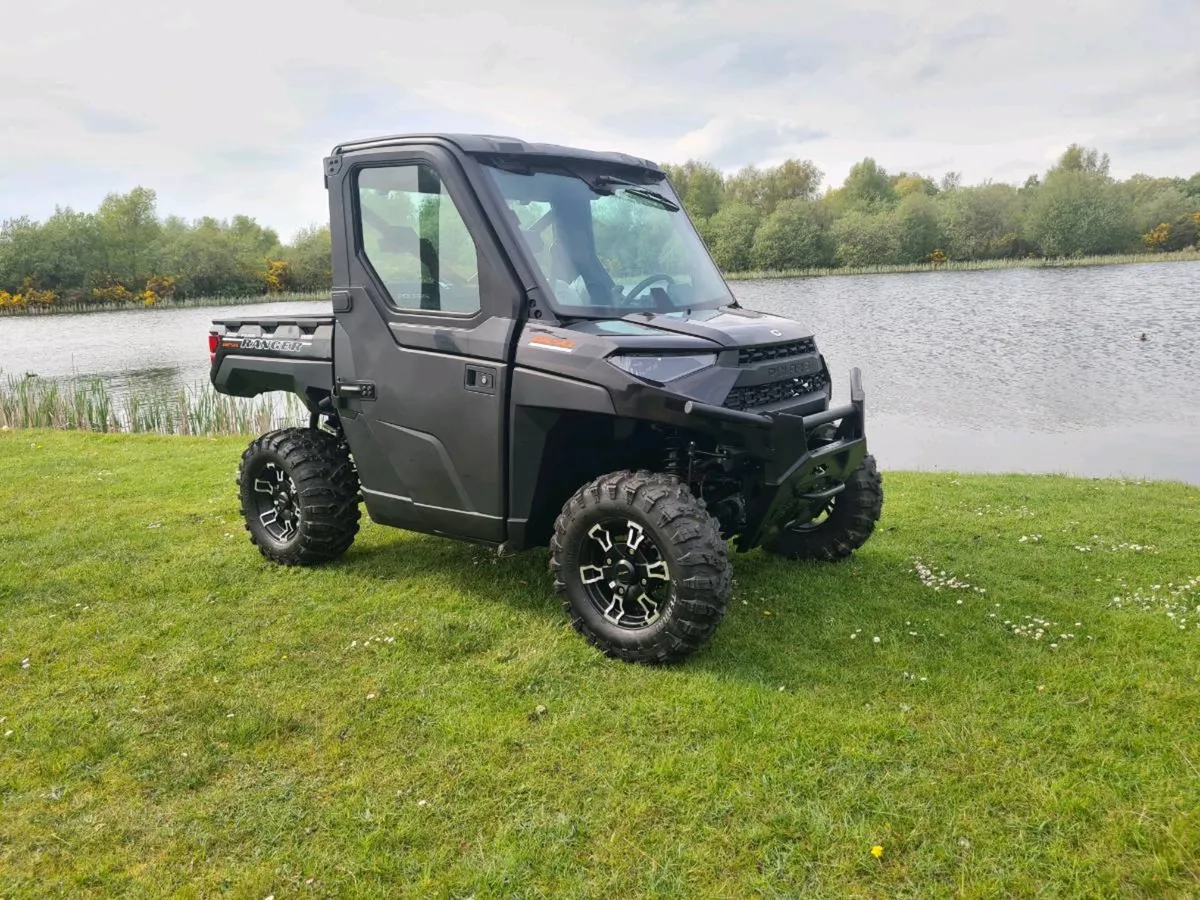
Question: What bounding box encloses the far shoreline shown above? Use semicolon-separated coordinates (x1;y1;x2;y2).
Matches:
723;248;1200;281
2;249;1197;317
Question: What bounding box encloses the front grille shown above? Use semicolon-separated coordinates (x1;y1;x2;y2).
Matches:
724;369;830;411
738;338;816;366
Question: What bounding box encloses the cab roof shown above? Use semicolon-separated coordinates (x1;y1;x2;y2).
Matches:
329;132;663;175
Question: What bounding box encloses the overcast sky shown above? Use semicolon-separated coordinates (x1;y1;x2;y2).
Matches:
3;0;1198;239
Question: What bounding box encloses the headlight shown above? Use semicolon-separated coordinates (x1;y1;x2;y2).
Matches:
607;352;717;384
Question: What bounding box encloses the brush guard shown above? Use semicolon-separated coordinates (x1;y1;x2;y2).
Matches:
683;367;869;552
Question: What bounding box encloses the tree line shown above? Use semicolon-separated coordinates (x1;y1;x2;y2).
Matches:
663;144;1200;272
0;189;332;310
2;143;1199;311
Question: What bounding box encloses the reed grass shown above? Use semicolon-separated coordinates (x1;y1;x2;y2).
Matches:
725;249;1200;281
0;373;306;435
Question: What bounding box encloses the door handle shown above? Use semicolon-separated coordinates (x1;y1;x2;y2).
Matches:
336;380;376;400
464;365;497;395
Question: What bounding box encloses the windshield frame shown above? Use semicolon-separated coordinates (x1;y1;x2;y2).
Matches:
475;156;736;321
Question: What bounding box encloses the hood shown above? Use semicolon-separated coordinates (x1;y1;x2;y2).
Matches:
616;305;814;348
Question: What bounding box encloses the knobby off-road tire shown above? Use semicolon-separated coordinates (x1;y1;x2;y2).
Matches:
763;454;883;562
550;470;731;664
237;427;361;566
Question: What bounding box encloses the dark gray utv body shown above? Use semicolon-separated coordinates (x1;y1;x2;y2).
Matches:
210;133;883;664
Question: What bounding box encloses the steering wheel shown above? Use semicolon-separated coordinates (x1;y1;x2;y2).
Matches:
622;273;676;304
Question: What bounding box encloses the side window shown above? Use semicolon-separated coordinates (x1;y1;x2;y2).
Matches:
357;163;481;314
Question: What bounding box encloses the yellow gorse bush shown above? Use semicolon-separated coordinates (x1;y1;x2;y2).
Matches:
1143;222;1172;251
145;275;177;298
263;259;289;293
92;278;132;304
0;272;189;312
0;278;57;309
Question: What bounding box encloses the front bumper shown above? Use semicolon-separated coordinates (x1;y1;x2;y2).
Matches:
683;368;869;551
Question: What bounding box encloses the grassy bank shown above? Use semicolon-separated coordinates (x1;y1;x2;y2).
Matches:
724;248;1200;280
0;374;305;435
2;431;1198;896
0;291;326;317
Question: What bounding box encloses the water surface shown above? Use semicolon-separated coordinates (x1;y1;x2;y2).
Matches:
3;263;1198;483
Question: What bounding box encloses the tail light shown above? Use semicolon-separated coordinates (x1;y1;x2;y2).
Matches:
208;331;219;365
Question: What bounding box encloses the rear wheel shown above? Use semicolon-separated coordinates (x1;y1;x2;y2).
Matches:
237;427;361;565
763;454;883;562
550;470;731;664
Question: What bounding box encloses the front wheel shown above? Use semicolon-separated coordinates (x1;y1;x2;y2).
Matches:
550;470;731;664
237;427;362;565
763;454;883;562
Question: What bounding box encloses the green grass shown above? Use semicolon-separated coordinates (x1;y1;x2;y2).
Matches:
725;249;1200;280
2;431;1198;898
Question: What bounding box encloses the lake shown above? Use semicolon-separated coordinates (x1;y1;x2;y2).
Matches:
3;262;1199;484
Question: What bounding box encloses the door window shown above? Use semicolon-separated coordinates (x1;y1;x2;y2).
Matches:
357;164;481;314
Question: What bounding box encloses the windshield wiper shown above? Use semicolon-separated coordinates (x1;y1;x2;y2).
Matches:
619;186;680;212
589;175;680;211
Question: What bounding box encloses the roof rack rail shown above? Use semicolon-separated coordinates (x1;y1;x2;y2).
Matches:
330;133;525;156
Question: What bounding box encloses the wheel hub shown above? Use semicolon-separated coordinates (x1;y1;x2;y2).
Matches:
577;519;672;629
612;558;638;586
251;462;300;542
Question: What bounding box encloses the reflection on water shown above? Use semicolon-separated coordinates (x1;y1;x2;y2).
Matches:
2;263;1199;483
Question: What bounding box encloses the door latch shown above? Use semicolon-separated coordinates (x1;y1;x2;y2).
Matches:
464;365;497;395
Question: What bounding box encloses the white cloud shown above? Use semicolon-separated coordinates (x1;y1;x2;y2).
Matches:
1;0;1197;236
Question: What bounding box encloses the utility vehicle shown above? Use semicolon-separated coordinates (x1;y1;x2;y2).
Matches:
209;133;883;664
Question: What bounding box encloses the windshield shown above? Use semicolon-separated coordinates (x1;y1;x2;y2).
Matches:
483;163;734;317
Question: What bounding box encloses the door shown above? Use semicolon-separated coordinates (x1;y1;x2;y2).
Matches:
329;146;521;543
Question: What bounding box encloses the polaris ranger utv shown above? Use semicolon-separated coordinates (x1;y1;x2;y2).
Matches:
209;133;883;664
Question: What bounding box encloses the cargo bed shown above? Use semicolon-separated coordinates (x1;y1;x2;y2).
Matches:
209;315;335;406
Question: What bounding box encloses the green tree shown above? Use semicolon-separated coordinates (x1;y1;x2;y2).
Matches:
705;202;761;272
725;159;823;215
95;187;161;286
1025;170;1133;256
157;217;261;297
894;192;943;262
939;184;1023;259
761;159;824;211
893;173;938;198
229;215;282;257
838;158;897;212
283;225;333;292
0;217;47;292
1128;185;1199;236
1053;144;1110;176
940;172;963;193
750;199;834;270
662;161;725;220
832;210;901;266
30;208;105;292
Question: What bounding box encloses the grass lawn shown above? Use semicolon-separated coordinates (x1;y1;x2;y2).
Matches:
1;431;1198;898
